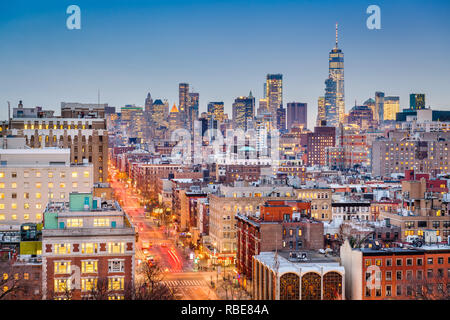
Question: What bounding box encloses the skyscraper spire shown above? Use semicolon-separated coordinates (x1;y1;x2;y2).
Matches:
335;22;338;49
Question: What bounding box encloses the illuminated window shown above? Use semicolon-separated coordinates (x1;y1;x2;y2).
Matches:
67;219;83;228
72;182;78;188
35;204;42;209
2;273;7;280
11;203;17;210
48;172;54;178
23;214;29;220
36;172;41;178
24;203;30;210
0;173;4;178
0;204;5;210
81;260;98;273
84;171;90;178
0;183;4;189
94;218;110;227
81;278;98;292
0;194;4;199
11;215;17;220
54;244;71;255
35;214;42;220
54;279;70;293
72;172;78;178
11;183;17;189
35;183;41;189
60;183;66;188
48;182;54;188
36;193;41;199
108;243;125;254
60;172;66;178
81;243;97;254
0;215;4;220
54;261;71;274
108;277;124;291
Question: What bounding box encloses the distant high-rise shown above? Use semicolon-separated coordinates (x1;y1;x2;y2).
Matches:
287;102;307;131
145;92;153;113
324;77;338;127
276;106;286;132
188;92;199;132
375;92;385;122
383;96;400;120
410;94;425;110
232;94;255;131
328;23;345;124
179;83;189;116
364;98;377;122
317;97;326;127
257;98;269;116
266;74;283;118
207;102;225;127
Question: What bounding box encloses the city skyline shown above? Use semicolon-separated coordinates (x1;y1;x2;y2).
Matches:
1;0;450;129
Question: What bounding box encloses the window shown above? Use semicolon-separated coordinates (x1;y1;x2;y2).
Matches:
0;183;4;189
60;172;66;178
0;193;4;199
11;193;16;199
23;214;30;220
108;260;125;273
35;183;41;189
396;271;402;280
108;277;124;291
24;192;29;199
36;171;41;178
11;183;17;189
386;259;392;267
396;259;402;266
67;219;83;228
94;218;110;227
48;182;54;188
35;193;41;199
406;258;413;266
427;269;433;278
54;261;71;274
406;270;413;280
438;257;444;264
72;182;78;188
386;271;392;281
81;278;97;292
81;260;98;273
84;171;90;178
417;270;423;280
81;243;98;254
365;259;371;267
54;243;71;255
396;285;402;296
427;258;433;265
108;243;124;254
48;172;53;178
0;204;7;210
417;258;423;266
11;203;17;209
60;183;66;188
72;172;78;178
386;285;392;297
375;259;382;267
54;279;70;293
11;172;17;178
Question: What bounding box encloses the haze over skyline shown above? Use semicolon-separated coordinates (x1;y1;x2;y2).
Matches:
1;0;449;129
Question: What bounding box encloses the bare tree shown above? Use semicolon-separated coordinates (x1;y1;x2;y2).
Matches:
0;260;40;300
403;273;450;300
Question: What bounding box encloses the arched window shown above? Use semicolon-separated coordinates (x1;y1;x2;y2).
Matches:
323;272;343;300
280;273;300;300
301;272;321;300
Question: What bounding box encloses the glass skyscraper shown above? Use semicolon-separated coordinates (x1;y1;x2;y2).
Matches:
326;24;345;125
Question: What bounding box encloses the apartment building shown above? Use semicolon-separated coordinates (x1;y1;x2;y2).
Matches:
0;148;93;225
294;188;332;221
207;183;294;265
42;192;135;300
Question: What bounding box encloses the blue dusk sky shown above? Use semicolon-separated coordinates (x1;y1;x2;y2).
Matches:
0;0;449;129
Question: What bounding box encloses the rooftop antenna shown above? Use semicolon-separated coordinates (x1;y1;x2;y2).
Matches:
7;101;10;121
335;22;339;49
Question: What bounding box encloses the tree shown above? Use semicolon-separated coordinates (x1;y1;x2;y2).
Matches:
402;273;450;300
0;260;40;300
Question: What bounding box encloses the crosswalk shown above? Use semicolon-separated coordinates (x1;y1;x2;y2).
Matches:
163;280;206;287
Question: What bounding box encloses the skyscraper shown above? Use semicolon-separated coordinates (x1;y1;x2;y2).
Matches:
207;102;225;126
364;98;377;123
287;102;307;131
179;83;189;117
410;94;425;110
317;97;326;126
328;24;345;124
383;96;400;120
188;92;199;132
232;94;255;131
145;92;153;113
266;74;283;118
324;77;338;127
375;92;385;122
276;106;286;132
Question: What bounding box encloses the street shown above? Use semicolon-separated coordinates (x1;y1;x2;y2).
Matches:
109;166;219;300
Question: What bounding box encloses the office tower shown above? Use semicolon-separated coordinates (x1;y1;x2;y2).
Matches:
347;105;374;130
307;126;336;166
232;95;255;131
324;77;338;127
375;92;385;122
287;102;307;131
145;92;153;113
188;92;199;132
121;105;145;140
149;99;169;126
178;83;189;117
364;98;377;122
317;97;326;126
0;146;93;224
410;94;425;110
383;96;400;120
207;102;225;126
276;106;286;132
266;74;283;118
168;103;183;133
9;103;109;183
257;98;269;116
328;24;345;124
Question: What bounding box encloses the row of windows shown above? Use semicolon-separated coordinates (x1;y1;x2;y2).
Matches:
365;256;450;267
0;213;42;221
54;260;125;274
366;284;450;297
53;242;127;255
0;171;90;179
0;182;89;189
54;277;124;293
